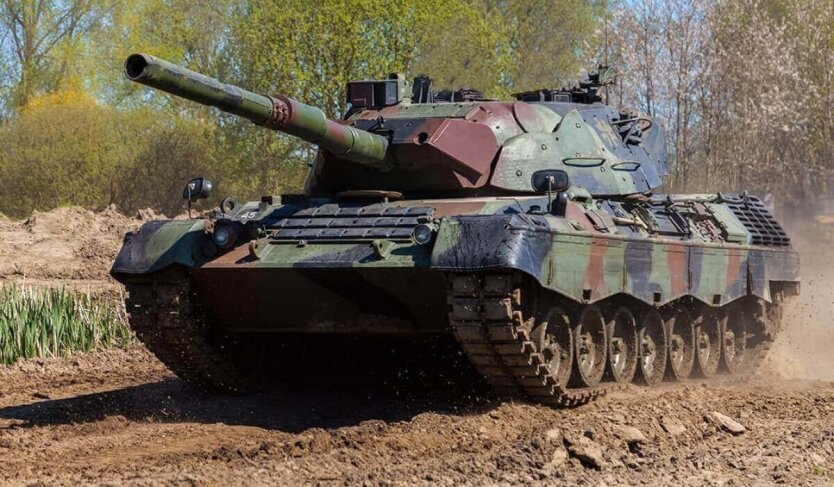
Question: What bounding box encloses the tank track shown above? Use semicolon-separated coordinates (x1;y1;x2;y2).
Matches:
124;270;249;393
123;268;778;402
448;273;624;407
726;296;779;382
448;272;779;407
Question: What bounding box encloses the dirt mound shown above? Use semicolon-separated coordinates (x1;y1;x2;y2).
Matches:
0;206;145;288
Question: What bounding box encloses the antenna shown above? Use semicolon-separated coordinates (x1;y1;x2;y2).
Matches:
604;13;610;105
546;176;554;213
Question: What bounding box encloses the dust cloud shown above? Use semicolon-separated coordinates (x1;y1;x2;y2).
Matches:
767;214;834;381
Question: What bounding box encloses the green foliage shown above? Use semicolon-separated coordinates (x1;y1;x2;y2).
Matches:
0;90;226;217
485;0;605;92
112;111;226;217
0;285;133;365
0;0;114;112
407;1;514;97
0;90;135;216
226;0;519;194
93;0;237;107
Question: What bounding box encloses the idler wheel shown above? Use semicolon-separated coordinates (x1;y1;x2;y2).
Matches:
665;308;695;380
605;306;638;384
637;309;668;386
693;311;722;377
531;306;573;387
720;306;748;374
570;304;607;387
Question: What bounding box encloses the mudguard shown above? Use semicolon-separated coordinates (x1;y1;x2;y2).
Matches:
431;214;800;306
110;220;207;279
432;214;550;277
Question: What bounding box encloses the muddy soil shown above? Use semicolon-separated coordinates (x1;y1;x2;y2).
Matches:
0;209;833;485
1;350;833;485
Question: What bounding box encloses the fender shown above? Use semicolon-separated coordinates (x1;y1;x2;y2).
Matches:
431;214;800;307
431;214;551;278
110;219;207;280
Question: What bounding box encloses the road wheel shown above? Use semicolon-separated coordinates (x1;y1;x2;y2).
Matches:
720;306;748;374
531;306;573;388
666;308;696;380
571;305;607;387
605;306;638;384
637;309;667;386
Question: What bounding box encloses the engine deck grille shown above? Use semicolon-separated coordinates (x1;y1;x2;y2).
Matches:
726;197;791;247
270;205;434;241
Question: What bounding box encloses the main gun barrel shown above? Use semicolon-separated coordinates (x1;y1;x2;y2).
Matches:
124;53;389;168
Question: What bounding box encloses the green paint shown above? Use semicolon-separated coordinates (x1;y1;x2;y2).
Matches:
126;53;390;169
126;54;273;123
121;220;206;273
257;241;430;268
704;203;749;244
382;103;476;119
548;234;592;299
490;109;644;194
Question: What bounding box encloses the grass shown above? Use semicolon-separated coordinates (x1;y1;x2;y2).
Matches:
0;285;133;365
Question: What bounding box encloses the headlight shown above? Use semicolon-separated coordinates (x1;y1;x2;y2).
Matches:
212;225;236;249
412;224;434;245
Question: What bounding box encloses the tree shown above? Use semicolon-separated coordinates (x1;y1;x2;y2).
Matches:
0;0;110;111
488;0;604;92
407;2;514;96
611;0;712;191
91;0;237;107
224;0;517;196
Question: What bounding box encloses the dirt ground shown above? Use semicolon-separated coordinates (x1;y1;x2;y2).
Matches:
1;207;833;486
0;206;140;294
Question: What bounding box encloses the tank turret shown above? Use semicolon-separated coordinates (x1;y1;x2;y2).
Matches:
124;53;390;169
125;54;671;196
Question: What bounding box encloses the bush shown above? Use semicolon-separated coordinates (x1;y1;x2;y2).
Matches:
0;90;231;218
0;90;137;217
112;110;225;216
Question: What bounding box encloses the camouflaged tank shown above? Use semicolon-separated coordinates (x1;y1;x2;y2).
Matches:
112;54;800;406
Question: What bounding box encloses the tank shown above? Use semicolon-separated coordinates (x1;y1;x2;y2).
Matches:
112;53;800;406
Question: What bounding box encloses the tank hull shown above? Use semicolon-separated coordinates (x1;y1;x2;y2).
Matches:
176;214;798;335
114;195;798;330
